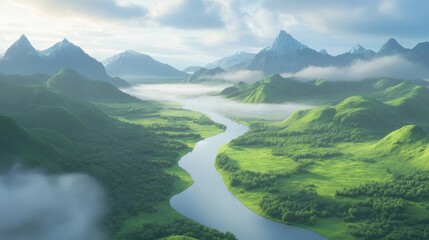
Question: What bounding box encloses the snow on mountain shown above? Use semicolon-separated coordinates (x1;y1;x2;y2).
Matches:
349;44;366;54
39;39;82;57
266;30;308;57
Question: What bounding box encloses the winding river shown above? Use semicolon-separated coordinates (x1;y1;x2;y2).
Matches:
128;85;326;240
171;101;325;240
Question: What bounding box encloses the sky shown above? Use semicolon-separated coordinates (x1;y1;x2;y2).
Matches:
0;0;428;69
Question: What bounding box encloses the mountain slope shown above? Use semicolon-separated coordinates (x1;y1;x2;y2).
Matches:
104;50;188;79
47;69;136;102
183;66;202;74
0;115;61;171
378;38;409;56
205;51;255;71
0;81;109;135
186;67;226;83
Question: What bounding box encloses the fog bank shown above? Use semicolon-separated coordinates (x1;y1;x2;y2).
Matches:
0;168;106;240
283;55;429;81
207;70;264;84
125;84;311;120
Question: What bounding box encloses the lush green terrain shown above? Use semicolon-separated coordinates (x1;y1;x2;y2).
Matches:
222;74;429;105
0;72;233;240
217;78;429;239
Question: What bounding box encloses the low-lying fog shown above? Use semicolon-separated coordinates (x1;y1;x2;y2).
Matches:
125;84;312;121
0;167;106;240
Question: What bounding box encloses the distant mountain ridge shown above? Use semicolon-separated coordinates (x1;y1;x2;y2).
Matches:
186;67;226;83
204;51;255;71
103;50;188;79
0;35;128;87
244;30;429;75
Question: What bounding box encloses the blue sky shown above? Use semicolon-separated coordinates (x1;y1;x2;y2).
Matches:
0;0;428;69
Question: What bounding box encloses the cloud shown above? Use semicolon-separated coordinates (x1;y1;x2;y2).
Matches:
14;0;146;20
287;55;429;81
152;0;224;29
125;84;312;120
262;0;429;38
207;70;264;83
0;168;106;240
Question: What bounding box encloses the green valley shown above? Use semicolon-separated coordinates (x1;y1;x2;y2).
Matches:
0;72;234;240
217;78;429;240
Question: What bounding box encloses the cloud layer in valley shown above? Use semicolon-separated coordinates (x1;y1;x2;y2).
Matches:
286;55;429;82
125;84;311;120
207;70;264;83
0;168;106;240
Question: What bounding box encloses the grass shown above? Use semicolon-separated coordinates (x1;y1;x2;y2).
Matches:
218;132;429;239
219;145;297;174
304;218;350;240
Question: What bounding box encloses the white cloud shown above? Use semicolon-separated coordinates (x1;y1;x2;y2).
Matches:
0;168;106;240
288;55;429;81
13;0;146;20
151;0;224;29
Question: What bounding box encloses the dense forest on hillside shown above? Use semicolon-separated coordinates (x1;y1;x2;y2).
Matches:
0;72;233;239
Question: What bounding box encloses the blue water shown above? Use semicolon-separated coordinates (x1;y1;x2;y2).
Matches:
170;104;326;240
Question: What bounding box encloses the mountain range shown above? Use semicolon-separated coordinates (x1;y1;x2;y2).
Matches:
0;35;128;87
103;50;188;80
190;30;429;80
245;30;429;74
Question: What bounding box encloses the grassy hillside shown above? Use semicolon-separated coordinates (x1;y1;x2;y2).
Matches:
0;81;108;136
0;115;61;171
218;85;429;239
0;73;232;240
224;74;427;105
47;68;137;102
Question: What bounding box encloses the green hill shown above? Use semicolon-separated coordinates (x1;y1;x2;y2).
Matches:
47;68;136;102
0;115;61;171
283;96;403;136
226;74;423;105
0;81;109;135
373;125;427;154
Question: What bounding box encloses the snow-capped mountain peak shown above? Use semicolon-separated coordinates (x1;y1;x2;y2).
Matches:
39;38;82;57
349;44;366;54
103;50;154;67
267;30;308;56
3;34;38;59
